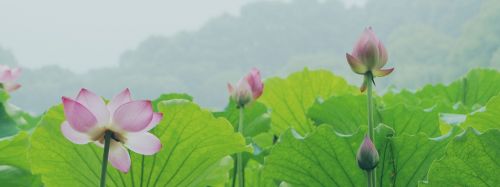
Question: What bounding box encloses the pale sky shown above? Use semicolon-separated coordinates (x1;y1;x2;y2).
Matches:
0;0;264;72
0;0;362;72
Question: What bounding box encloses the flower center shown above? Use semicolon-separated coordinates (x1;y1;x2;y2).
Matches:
93;129;127;144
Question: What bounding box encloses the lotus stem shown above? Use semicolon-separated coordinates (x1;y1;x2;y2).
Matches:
100;130;112;187
366;73;376;187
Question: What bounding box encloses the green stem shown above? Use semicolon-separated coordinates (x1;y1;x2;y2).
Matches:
367;171;373;187
231;158;237;187
366;74;374;141
100;131;112;187
140;155;145;187
366;73;377;187
236;107;245;187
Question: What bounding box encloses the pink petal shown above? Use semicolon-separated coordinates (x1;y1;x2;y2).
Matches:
377;42;388;68
227;83;234;95
60;121;90;144
76;89;109;124
112;100;153;132
245;68;264;99
346;53;368;75
9;68;21;80
235;79;253;103
62;97;98;132
143;112;163;132
0;69;13;82
107;88;132;116
352;28;371;58
109;141;131;173
353;27;380;69
124;132;162;155
373;68;394;77
4;83;21;92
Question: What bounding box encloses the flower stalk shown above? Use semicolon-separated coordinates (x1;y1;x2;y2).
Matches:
367;170;373;187
348;27;392;187
228;68;263;187
366;73;376;187
236;107;245;187
366;73;375;140
100;130;112;187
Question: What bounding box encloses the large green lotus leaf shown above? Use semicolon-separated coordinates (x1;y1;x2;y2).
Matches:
379;105;440;137
151;93;193;112
0;132;30;170
0;102;18;138
0;132;42;187
463;95;500;132
214;100;271;138
423;129;500;186
377;133;450;187
382;89;465;114
308;95;380;134
383;69;500;113
5;103;42;131
260;68;357;136
245;160;276;187
264;124;449;186
309;95;440;136
263;125;366;186
0;166;42;187
29;100;249;187
194;156;233;187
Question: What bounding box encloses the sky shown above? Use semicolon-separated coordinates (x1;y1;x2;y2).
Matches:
0;0;363;73
0;0;264;72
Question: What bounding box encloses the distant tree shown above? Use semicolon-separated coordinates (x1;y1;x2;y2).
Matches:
0;46;18;66
386;24;455;87
447;0;500;72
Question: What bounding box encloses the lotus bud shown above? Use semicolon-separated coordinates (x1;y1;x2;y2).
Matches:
356;135;379;171
228;68;264;108
0;65;22;92
346;27;394;92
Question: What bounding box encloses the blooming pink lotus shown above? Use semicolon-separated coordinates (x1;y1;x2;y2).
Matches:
0;65;22;92
227;68;264;108
61;88;162;172
346;27;394;92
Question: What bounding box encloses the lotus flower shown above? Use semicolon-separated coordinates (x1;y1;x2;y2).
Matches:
0;65;21;92
356;135;379;171
346;27;394;92
228;68;264;108
61;88;162;172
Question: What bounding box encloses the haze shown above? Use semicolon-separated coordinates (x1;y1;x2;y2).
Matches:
0;0;497;113
0;0;280;72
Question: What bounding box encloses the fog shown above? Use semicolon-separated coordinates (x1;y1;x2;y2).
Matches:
0;0;498;113
0;0;266;72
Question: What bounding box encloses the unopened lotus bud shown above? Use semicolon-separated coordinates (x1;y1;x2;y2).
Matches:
356;135;379;171
228;68;264;108
346;27;394;92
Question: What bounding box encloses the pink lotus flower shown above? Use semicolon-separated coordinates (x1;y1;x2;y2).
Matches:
346;27;394;92
227;68;264;108
61;88;162;172
0;65;22;92
356;135;379;171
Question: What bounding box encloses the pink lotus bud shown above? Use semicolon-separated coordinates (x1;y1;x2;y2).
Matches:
61;88;163;173
346;27;394;92
228;68;264;108
356;135;379;171
0;64;22;92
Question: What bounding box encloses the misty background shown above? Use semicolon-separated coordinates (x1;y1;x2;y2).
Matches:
0;0;499;113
